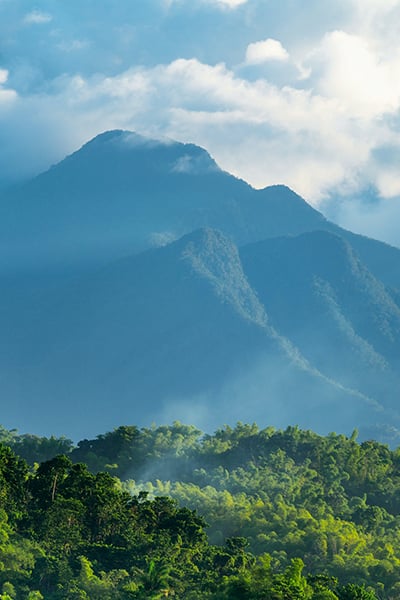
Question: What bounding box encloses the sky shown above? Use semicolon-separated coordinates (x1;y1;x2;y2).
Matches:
1;0;400;246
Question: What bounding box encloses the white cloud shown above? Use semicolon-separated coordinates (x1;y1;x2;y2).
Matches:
211;0;248;6
1;0;400;245
245;39;290;64
0;69;8;85
0;69;17;105
375;172;400;199
0;57;386;200
166;0;248;8
310;30;400;118
0;88;16;104
23;10;52;25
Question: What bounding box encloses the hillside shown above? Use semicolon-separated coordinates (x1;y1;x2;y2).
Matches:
0;131;399;439
240;231;400;404
0;130;329;269
0;227;384;439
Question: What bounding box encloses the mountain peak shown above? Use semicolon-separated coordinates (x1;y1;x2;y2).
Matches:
73;129;220;174
87;129;127;143
84;129;163;149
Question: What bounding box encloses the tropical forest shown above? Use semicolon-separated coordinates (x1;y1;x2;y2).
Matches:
0;421;399;599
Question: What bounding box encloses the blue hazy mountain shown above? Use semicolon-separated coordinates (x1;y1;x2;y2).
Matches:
241;231;400;403
0;227;382;439
0;130;337;270
2;129;400;290
0;130;399;440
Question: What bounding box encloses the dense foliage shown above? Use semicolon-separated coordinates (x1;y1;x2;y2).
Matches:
1;422;400;598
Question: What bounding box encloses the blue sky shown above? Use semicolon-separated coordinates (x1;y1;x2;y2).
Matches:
1;0;400;245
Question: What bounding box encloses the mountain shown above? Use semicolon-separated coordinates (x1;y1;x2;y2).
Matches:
240;231;400;402
2;129;400;291
0;129;399;440
0;227;382;439
0;130;334;270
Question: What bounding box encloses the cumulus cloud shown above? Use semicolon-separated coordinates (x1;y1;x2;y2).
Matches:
23;10;52;25
245;39;289;64
0;56;389;201
309;30;400;118
92;59;400;200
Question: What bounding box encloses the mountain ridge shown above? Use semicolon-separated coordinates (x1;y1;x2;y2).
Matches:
1;129;399;288
0;226;390;439
0;130;399;440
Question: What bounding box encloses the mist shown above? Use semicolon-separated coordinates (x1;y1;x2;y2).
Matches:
323;193;400;250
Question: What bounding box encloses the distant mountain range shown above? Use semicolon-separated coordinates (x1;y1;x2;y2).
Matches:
0;130;399;442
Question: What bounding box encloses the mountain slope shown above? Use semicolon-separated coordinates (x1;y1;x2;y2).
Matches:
0;130;329;269
240;230;400;406
0;130;399;439
2;129;400;293
0;228;380;439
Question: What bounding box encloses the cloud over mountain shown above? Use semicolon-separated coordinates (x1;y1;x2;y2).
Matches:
0;0;400;243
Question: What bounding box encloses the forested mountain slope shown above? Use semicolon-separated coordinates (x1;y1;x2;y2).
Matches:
240;230;400;403
0;229;382;435
0;130;329;269
1;129;399;288
0;130;399;439
0;228;382;438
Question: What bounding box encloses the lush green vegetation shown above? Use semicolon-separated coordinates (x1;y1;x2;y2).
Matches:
1;422;400;598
